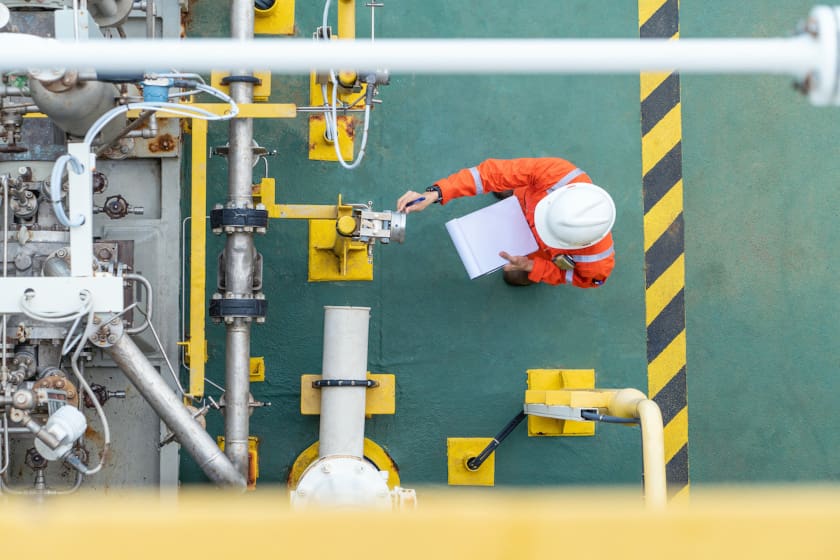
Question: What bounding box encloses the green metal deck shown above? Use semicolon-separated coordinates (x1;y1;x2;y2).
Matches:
180;0;840;490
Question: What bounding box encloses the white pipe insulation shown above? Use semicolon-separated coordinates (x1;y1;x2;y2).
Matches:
318;306;370;459
0;36;820;76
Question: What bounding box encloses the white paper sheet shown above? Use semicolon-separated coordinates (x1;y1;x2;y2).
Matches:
445;196;539;279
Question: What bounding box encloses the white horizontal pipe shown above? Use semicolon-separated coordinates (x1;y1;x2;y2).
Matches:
0;35;821;76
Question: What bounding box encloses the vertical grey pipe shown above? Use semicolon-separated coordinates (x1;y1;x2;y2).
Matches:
104;335;245;487
145;0;155;39
223;0;256;477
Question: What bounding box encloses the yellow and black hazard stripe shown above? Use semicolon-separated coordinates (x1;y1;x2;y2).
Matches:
639;0;689;501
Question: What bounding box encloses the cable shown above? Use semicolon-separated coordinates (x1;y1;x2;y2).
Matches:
133;305;187;398
581;410;640;424
66;304;110;476
50;80;239;229
20;289;93;324
49;154;86;227
320;0;373;170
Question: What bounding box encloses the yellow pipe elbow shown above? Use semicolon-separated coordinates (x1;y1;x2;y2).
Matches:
606;388;667;510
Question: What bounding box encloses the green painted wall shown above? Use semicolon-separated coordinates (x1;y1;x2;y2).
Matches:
182;0;840;488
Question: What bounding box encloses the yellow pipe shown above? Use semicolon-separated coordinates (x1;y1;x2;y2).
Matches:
610;388;667;510
337;0;355;39
127;103;297;120
187;119;208;398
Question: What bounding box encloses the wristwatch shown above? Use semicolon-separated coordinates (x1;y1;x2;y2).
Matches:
425;185;443;204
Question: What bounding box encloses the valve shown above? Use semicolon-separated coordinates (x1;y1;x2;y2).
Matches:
337;203;406;245
94;194;144;219
83;383;127;408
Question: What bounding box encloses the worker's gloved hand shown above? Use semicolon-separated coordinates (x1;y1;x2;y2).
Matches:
396;190;437;214
499;251;534;272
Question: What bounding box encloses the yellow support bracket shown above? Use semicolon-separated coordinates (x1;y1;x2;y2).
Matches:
299;372;395;416
254;0;295;36
253;178;338;220
447;437;495;486
128;103;296;120
308;194;372;281
525;369;599;437
210;71;274;103
250;357;265;382
217;436;260;490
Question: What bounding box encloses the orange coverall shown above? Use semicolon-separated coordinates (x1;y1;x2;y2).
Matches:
435;158;615;287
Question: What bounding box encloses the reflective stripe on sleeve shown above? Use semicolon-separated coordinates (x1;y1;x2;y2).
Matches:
570;244;615;263
546;167;586;194
564;269;573;284
469;167;484;195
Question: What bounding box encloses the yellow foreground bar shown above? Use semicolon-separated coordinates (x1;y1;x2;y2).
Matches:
1;486;840;559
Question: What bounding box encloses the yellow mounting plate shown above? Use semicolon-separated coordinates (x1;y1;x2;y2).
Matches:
308;72;362;161
525;369;596;437
308;219;373;282
300;373;395;416
288;438;401;490
254;0;295;35
308;114;355;161
210;70;272;103
447;437;495;486
249;357;265;382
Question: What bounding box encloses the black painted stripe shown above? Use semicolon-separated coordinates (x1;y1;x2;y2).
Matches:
652;366;686;426
642;141;683;213
644;213;684;289
665;444;689;492
646;289;685;362
641;73;681;136
640;0;679;39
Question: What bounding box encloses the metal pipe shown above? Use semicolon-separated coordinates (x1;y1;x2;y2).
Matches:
319;306;370;458
221;0;256;479
95;110;155;157
0;36;821;75
1;174;7;378
103;334;245;487
145;0;155;39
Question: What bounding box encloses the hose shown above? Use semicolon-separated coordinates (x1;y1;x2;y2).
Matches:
581;410;640;424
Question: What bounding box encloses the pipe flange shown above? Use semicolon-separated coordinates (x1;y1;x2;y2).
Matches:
807;6;840;105
219;75;263;86
312;379;379;388
208;297;267;319
88;314;125;348
210;207;269;234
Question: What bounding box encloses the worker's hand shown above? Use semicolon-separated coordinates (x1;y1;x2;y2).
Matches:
397;190;437;214
500;252;534;272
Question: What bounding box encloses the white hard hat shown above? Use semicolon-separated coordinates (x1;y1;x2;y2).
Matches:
533;183;616;249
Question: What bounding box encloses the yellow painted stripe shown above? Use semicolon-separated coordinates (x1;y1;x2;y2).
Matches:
638;0;669;27
640;71;671;100
643;179;683;251
648;329;686;396
642;103;682;175
645;254;685;327
671;482;691;503
664;407;689;463
188;119;208;398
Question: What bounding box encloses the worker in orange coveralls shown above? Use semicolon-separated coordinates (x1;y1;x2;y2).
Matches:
396;158;616;287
